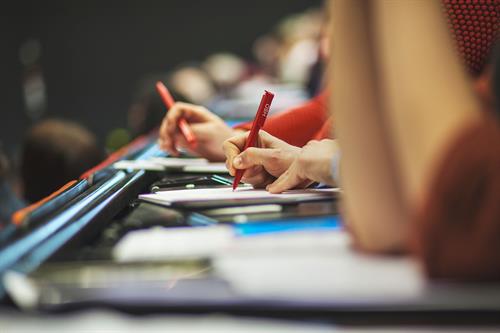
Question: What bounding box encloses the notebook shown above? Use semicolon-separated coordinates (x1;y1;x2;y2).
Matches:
139;187;338;207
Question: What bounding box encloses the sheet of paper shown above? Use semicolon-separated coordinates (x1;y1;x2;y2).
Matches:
182;163;229;174
113;157;217;171
149;157;209;167
113;160;165;171
113;226;233;262
139;187;337;206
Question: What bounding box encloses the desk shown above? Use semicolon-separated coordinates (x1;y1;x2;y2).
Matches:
1;139;500;328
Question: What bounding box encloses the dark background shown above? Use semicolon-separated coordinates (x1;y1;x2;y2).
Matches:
0;0;321;158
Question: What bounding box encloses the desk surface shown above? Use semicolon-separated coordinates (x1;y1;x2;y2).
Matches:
1;141;500;327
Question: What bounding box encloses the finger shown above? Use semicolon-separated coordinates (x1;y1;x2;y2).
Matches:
173;132;189;150
296;179;314;189
234;147;282;170
223;142;240;176
242;172;275;189
223;132;250;175
165;104;188;140
240;165;263;181
267;168;303;194
158;116;179;156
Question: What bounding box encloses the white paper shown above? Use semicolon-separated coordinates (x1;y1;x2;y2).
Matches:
182;163;229;174
139;187;337;206
112;224;425;302
214;251;425;300
214;231;425;301
113;160;165;171
149;157;209;167
113;158;226;172
113;226;233;262
113;224;343;262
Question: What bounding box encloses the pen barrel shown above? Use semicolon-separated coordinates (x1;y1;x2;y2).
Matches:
243;91;274;150
233;90;274;190
156;81;197;147
178;119;196;145
156;82;175;109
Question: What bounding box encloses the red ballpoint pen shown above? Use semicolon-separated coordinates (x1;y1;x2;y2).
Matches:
232;90;274;190
155;81;197;147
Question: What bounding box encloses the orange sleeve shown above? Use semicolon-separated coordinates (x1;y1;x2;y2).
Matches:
234;90;330;147
412;114;500;281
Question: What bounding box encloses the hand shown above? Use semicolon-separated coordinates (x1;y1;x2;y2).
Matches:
267;139;339;193
158;102;239;161
223;131;301;188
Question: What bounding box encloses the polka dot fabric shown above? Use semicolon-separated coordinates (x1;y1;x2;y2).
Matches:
443;0;500;75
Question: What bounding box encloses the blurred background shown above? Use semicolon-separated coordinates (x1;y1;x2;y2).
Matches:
0;0;323;158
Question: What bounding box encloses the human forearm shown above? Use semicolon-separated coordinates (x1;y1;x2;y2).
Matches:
371;0;481;206
331;0;408;252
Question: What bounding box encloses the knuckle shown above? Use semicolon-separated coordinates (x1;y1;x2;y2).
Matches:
244;147;258;159
222;140;232;151
269;149;282;162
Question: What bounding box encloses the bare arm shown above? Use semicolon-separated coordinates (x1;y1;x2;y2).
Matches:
331;0;408;252
371;0;481;206
331;0;482;253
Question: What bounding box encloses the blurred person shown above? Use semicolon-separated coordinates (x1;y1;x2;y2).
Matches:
224;0;500;282
168;65;216;106
224;0;498;200
159;5;333;161
221;3;338;189
330;0;500;280
128;74;172;139
202;53;248;92
20;119;105;203
204;7;327;120
127;71;206;140
275;8;324;85
252;34;282;79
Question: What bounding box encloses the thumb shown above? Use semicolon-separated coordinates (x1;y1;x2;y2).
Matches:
234;147;281;171
267;169;300;194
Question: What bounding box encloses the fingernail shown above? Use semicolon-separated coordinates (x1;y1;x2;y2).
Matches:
233;156;242;167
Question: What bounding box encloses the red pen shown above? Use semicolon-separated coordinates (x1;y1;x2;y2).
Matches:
232;90;274;190
155;81;197;147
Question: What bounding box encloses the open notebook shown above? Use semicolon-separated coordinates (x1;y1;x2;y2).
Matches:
114;157;229;173
139;187;338;207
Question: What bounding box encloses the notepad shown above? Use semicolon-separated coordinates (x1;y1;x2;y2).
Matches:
139;187;337;206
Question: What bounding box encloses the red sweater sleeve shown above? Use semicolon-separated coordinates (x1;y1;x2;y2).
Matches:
234;90;330;147
313;115;334;140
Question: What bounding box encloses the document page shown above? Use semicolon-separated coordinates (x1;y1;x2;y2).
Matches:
139;187;337;206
